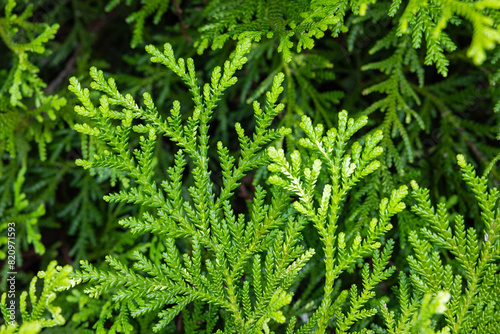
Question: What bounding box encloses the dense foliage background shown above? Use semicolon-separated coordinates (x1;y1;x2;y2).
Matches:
1;0;499;333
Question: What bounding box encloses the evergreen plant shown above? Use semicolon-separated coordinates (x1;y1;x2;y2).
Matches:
1;0;499;333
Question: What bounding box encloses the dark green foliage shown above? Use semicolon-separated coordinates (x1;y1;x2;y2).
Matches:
105;0;171;48
1;0;500;333
0;0;67;160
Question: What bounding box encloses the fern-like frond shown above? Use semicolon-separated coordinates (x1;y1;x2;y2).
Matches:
406;154;500;332
268;110;408;333
0;261;74;333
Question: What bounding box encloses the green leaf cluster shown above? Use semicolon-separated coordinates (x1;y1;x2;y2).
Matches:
0;0;66;160
1;261;74;334
0;1;499;333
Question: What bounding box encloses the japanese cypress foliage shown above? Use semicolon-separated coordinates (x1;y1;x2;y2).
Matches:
1;0;499;333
